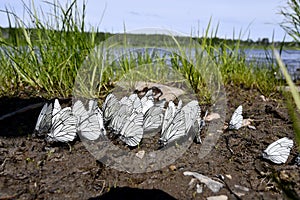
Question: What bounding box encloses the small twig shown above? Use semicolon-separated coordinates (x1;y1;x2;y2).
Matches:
0;102;44;121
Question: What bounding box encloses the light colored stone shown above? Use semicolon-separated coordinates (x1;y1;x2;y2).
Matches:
205;113;221;121
207;195;228;200
183;171;223;193
233;184;250;197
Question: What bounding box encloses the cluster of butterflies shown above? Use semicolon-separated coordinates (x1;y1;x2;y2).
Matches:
34;98;105;142
34;89;206;147
99;89;205;147
228;105;295;165
34;93;295;164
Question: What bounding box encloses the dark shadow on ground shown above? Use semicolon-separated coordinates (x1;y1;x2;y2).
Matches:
0;96;47;137
89;187;177;200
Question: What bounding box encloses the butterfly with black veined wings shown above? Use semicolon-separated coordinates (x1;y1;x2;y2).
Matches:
181;100;201;134
120;93;142;114
262;137;293;164
140;89;154;114
34;102;53;136
73;99;106;141
228;105;243;130
102;93;121;123
51;99;62;126
109;104;131;134
47;106;77;142
119;111;144;147
160;100;186;146
143;106;164;134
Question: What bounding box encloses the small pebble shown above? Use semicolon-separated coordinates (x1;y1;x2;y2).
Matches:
196;184;203;194
225;174;232;179
135;150;145;159
247;125;256;130
169;165;177;171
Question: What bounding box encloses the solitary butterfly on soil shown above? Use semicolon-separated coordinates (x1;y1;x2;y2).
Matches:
34;102;53;136
47;106;77;143
228;105;243;130
73;99;106;141
262;137;293;164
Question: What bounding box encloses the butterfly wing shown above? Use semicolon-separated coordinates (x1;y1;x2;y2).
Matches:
102;93;120;122
143;106;164;133
74;99;107;140
120;112;144;147
109;104;130;134
160;110;186;146
181;100;201;133
73;100;89;121
162;101;176;133
262;137;293;164
141;90;154;114
34;102;53;135
47;107;77;142
78;109;104;140
229;105;243;130
52;99;62;125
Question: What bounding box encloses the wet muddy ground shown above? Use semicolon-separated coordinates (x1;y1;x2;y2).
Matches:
0;86;299;199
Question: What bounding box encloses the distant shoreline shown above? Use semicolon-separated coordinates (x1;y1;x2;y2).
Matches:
0;27;299;49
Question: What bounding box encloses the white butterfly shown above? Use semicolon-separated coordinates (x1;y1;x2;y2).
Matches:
109;104;131;134
119;111;144;147
160;100;186;146
47;107;77;142
109;93;142;134
34;102;53;136
121;93;142;114
228;105;243;130
102;93;121;122
73;99;106;141
143;106;164;134
140;89;154;114
262;137;293;164
181;100;201;134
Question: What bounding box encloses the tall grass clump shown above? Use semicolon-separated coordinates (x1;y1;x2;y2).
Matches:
279;0;300;151
280;0;300;42
194;21;279;96
0;0;107;97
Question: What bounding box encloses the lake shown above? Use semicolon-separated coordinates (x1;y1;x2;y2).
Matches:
244;49;300;80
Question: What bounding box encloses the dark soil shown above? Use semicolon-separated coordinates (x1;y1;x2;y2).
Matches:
0;86;299;200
